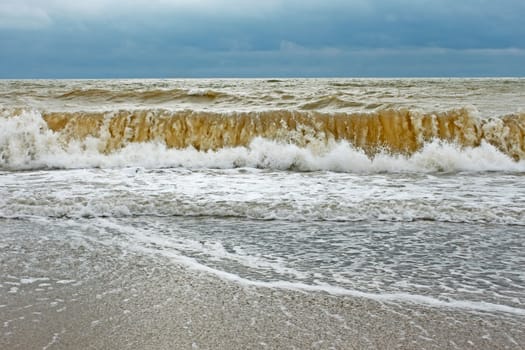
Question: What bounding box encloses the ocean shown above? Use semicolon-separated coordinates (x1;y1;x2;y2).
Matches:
1;78;524;349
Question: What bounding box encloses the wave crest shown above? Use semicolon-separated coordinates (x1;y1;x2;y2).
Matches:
1;108;524;172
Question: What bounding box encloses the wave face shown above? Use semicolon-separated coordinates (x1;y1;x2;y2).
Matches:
40;108;524;156
1;107;524;171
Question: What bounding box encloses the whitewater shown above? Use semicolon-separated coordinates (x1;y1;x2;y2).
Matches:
1;78;525;349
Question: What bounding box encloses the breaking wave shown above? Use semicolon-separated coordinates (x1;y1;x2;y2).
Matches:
1;107;524;172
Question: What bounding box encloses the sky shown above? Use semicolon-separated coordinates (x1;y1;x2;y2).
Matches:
0;0;524;78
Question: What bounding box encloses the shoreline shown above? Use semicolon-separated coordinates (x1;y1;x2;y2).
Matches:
1;236;524;349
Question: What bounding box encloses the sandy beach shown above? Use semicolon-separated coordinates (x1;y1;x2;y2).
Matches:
2;227;524;350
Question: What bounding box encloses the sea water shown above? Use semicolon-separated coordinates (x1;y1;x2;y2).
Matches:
1;78;524;323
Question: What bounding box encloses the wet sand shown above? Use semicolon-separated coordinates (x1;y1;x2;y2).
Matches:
1;231;524;350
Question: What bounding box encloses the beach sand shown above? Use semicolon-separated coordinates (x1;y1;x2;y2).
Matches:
1;232;524;350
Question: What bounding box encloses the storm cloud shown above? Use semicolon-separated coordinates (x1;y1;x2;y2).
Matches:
1;0;524;77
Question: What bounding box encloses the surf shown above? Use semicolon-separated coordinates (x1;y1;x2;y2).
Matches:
1;107;524;172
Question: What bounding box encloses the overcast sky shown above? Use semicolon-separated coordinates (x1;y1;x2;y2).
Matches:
1;0;524;77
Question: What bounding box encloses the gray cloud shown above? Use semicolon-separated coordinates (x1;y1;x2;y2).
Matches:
3;0;522;26
1;0;524;77
0;2;51;29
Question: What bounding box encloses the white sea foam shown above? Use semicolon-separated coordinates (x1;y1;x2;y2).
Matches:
1;155;524;224
20;277;50;285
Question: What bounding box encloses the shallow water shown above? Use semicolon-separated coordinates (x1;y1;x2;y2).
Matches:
1;167;524;316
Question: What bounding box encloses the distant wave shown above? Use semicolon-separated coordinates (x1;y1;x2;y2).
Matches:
299;95;365;109
1;107;525;172
55;88;234;103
